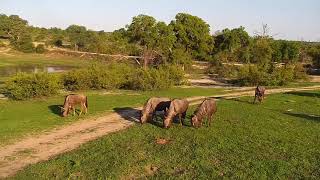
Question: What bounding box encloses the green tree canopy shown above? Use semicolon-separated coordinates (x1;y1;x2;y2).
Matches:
170;13;213;60
66;25;88;50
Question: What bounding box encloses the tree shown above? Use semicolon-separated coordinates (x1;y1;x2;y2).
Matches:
213;27;251;63
250;37;273;69
126;14;157;48
170;13;213;60
0;14;28;40
66;25;88;51
0;14;34;52
127;15;177;67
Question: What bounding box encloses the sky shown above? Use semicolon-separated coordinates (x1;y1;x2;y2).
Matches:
1;0;319;41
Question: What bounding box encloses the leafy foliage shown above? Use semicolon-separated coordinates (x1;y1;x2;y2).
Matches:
5;73;61;100
170;13;213;60
62;63;133;91
62;63;185;91
35;44;46;53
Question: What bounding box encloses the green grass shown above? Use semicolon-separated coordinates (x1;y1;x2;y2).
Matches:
0;54;89;68
0;87;226;146
11;91;320;179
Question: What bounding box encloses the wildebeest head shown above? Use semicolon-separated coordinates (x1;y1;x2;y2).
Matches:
191;115;200;128
140;110;148;124
60;105;69;117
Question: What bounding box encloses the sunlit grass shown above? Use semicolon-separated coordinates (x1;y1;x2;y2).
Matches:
12;91;320;179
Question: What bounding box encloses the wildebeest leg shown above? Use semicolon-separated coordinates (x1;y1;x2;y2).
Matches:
179;114;183;126
181;112;186;126
208;113;213;127
79;104;83;116
72;107;76;116
253;95;257;104
84;103;88;114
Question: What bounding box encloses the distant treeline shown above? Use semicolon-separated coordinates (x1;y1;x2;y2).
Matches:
0;13;319;67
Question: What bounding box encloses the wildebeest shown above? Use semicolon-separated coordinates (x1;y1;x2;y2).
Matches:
140;97;171;124
61;94;88;117
163;99;189;128
253;86;266;104
191;98;217;128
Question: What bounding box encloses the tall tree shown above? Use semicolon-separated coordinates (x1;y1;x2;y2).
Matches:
170;13;213;60
66;25;88;51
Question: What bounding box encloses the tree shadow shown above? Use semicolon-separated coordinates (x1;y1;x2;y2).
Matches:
113;107;141;123
48;105;63;117
285;91;320;98
283;112;320;122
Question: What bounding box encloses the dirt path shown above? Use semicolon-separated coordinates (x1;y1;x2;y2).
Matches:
0;86;320;178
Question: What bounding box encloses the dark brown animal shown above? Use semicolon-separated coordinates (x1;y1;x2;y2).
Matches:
191;98;217;128
163;99;189;128
61;94;88;117
140;97;171;124
253;86;265;104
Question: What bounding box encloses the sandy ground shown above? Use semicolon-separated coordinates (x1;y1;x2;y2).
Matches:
0;86;320;178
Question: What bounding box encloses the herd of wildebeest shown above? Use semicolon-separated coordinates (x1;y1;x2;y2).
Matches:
60;86;266;128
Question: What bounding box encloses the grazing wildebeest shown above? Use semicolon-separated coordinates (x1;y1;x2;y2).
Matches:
191;98;217;128
61;94;88;117
140;97;171;124
163;99;189;128
253;86;266;104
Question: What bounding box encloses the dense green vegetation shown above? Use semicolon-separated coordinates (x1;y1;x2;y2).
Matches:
1;13;319;86
11;91;320;179
5;62;185;99
0;87;226;145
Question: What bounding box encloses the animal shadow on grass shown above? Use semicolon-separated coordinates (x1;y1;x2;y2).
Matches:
113;107;141;123
48;105;62;116
285;91;320;98
284;112;320;122
151;113;165;127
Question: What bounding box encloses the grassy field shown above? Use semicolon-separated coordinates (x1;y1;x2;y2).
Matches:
11;91;320;179
0;87;227;146
0;54;89;68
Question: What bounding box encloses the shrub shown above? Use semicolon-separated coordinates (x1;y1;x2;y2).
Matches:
126;65;185;91
0;40;6;47
237;65;269;86
293;63;309;81
11;34;34;53
35;44;46;53
62;63;134;91
235;63;308;86
6;73;61;100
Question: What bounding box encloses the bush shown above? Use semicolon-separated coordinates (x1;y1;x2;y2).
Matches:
235;63;309;86
125;65;185;91
35;44;46;53
11;34;34;53
237;65;269;86
293;63;309;81
62;63;134;91
0;40;6;47
6;73;61;100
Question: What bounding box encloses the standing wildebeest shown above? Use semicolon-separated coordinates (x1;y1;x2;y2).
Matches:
140;97;171;124
163;99;189;128
61;94;88;117
253;86;266;104
191;98;217;128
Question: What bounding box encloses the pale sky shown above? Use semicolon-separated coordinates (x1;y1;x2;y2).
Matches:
1;0;319;41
